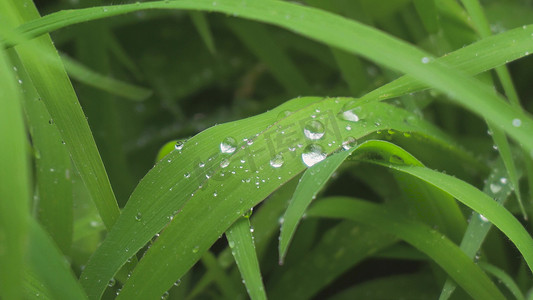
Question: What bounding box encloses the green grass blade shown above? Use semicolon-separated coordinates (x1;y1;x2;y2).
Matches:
5;0;120;229
460;0;526;219
189;11;216;54
270;221;396;299
226;217;267;300
80;96;473;299
479;262;526;300
414;0;438;34
307;197;506;300
439;160;514;300
10;51;73;255
9;0;533;152
0;36;30;300
26;219;88;300
278;148;356;263
61;54;153;101
199;251;242;299
349;140;533;272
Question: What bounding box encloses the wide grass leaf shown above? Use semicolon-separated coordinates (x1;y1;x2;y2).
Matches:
4;0;120;229
0;36;30;300
80;96;472;299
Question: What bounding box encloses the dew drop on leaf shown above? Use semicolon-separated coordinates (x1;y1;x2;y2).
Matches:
512;118;522;127
342;136;357;150
135;212;142;221
192;246;200;253
220;137;237;154
303;120;325;140
270;153;284;168
220;158;230;168
339;110;359;122
161;291;169;300
490;183;501;194
107;278;116;287
301;144;326;167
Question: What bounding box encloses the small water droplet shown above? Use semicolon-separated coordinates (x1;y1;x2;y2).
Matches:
270;153;284;168
345;125;351;130
243;207;253;218
500;177;508;184
213;191;218;197
303;120;325;140
421;56;430;64
135;212;142;221
479;214;489;222
192;245;200;253
490;183;502;194
301;144;326;167
220;137;237;154
107;278;116;287
228;240;235;248
175;140;185;151
161;291;169;300
342;137;357;150
173;279;182;287
220;158;230;168
199;162;205;168
512;118;522;127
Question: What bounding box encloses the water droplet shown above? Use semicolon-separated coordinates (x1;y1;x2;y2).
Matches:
512;118;522;127
135;212;142;221
421;56;430;64
220;137;237;154
277;110;292;120
184;172;190;178
403;132;411;138
161;291;169;300
389;154;404;164
243;207;253;218
198;162;205;168
270;154;284;168
301;144;326;167
490;183;502;194
48;119;54;125
303;120;325;140
479;214;489;222
345;125;351;131
192;246;200;253
228;240;235;248
175;140;185;151
213;191;218;197
108;278;116;287
173;279;182;287
342;137;357;150
340;110;359;122
500;177;508;184
220;158;230;168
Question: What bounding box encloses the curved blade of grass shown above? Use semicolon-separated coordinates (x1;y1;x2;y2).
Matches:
10;51;73;255
459;0;526;219
61;54;152;101
0;37;30;300
270;221;396;300
226;217;267;300
225;18;311;95
4;0;120;229
278;148;357;263
189;11;216;54
26;219;88;300
439;159;514;300
8;0;533;151
23;269;52;300
479;262;526;300
348;140;533;272
307;197;506;300
80;96;473;299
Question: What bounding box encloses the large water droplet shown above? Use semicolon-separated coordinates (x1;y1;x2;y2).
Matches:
270;154;284;168
340;110;359;122
303;120;325;140
220;137;237;154
301;144;326;167
108;278;116;287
